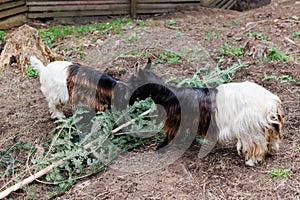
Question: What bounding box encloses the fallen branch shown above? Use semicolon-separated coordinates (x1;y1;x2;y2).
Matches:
0;108;152;199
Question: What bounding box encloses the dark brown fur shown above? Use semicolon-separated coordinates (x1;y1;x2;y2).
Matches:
128;66;218;149
66;64;123;111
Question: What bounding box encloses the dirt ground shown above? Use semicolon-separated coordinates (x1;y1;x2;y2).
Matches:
0;0;299;199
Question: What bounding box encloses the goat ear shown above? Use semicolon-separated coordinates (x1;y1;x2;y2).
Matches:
134;62;140;74
145;58;152;69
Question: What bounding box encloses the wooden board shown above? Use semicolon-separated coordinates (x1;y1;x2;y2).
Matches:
0;5;27;19
0;0;203;28
28;4;129;12
28;9;129;18
0;1;25;11
0;14;26;29
138;0;200;2
27;0;129;6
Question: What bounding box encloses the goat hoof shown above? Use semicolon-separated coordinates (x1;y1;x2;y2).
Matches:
245;159;255;167
51;112;65;119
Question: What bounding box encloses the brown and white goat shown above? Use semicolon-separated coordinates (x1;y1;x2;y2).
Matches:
127;59;284;166
30;56;128;118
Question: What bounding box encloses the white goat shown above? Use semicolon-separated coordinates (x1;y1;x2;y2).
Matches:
30;56;71;118
128;60;284;166
30;56;128;119
216;81;283;166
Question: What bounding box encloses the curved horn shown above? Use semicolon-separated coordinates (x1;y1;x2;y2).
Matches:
134;62;139;75
145;58;152;69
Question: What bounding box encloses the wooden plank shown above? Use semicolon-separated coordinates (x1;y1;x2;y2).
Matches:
26;0;125;1
28;4;129;12
27;0;129;5
220;0;235;9
136;8;174;14
28;9;129;18
131;0;137;18
0;1;25;12
0;0;14;3
137;3;185;9
138;0;199;2
0;13;26;29
0;5;27;18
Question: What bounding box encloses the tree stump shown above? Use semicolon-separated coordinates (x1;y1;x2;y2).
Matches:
0;24;59;72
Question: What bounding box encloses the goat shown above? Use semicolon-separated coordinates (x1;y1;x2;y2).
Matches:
30;56;129;119
127;59;283;166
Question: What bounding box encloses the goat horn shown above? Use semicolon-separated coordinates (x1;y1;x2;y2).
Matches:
145;58;152;69
134;62;139;74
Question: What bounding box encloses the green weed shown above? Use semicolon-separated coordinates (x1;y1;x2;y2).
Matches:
234;36;243;42
127;32;140;42
39;18;135;47
155;51;182;64
247;31;269;41
260;73;296;83
266;48;289;62
292;31;300;38
293;144;300;150
220;44;244;57
297;57;300;63
268;168;290;178
205;30;221;41
25;63;38;78
168;19;176;25
0;30;5;41
232;20;240;26
166;59;247;87
134;19;146;27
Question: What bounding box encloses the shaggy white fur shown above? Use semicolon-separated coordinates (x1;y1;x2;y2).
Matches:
215;81;283;166
30;56;71;118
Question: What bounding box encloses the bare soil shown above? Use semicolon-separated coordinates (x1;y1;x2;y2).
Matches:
0;0;299;199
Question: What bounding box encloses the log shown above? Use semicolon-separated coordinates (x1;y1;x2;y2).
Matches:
0;25;59;71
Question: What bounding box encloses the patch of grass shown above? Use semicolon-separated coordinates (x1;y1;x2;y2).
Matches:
127;32;140;42
25;63;38;78
266;48;289;62
247;31;269;41
0;30;5;41
292;31;300;38
134;19;146;27
155;51;182;64
268;168;291;178
39;18;135;47
220;44;244;57
205;31;213;41
168;19;176;25
205;30;221;41
232;20;240;26
297;57;300;63
234;36;243;42
293;144;300;150
0;93;4;97
260;73;296;83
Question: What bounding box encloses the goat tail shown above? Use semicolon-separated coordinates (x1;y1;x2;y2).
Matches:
30;56;45;74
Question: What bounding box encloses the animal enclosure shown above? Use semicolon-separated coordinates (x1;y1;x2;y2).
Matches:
1;0;202;29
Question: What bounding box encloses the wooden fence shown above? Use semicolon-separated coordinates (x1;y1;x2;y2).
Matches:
0;0;237;29
0;0;27;29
